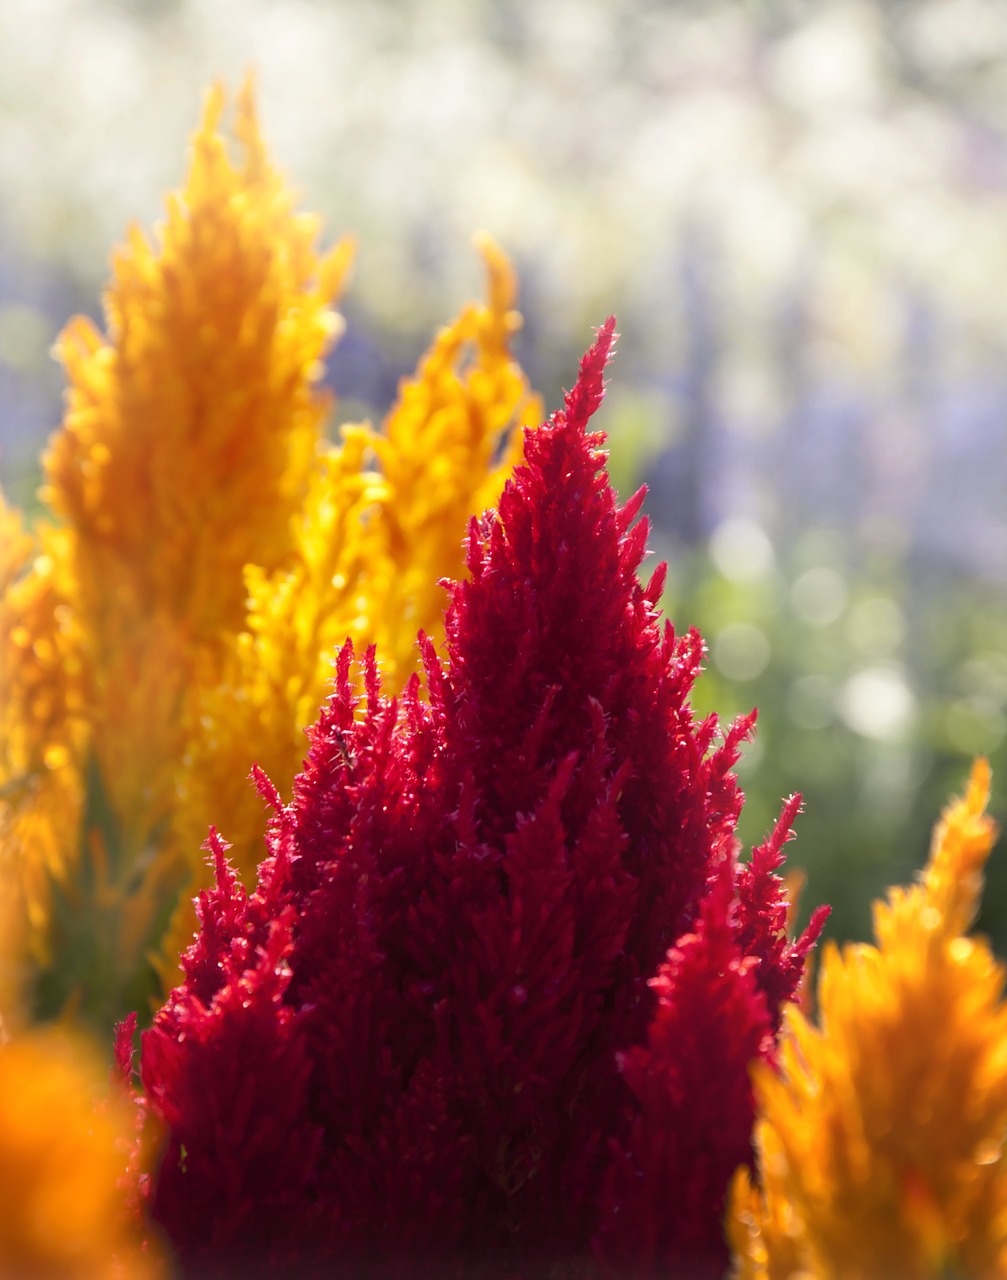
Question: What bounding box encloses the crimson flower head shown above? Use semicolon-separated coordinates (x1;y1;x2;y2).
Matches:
138;319;827;1279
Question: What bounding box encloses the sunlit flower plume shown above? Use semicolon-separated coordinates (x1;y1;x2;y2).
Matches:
161;233;540;984
729;757;1007;1280
137;321;822;1279
41;74;352;852
0;79;352;1024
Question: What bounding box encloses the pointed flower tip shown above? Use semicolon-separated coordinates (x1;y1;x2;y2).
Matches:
781;791;804;827
200;80;227;134
251;762;283;813
920;757;998;936
587;315;619;383
966;754;993;814
803;902;831;949
561;316;619;429
200;826;234;886
929;755;997;872
238;67;258;103
597;314;619;348
199;826;230;857
471;228;508;278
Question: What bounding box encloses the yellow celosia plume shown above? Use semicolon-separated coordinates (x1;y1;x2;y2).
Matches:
729;758;1007;1280
0;498;85;971
0;1026;163;1279
161;236;540;982
364;232;533;679
43;78;352;856
2;80;351;1018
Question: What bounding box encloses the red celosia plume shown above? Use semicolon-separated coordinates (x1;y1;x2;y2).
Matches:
137;318;826;1278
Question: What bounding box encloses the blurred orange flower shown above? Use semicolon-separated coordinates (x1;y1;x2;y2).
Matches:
0;1026;163;1279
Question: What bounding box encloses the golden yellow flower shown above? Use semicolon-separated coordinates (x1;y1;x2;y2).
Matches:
729;758;1007;1280
160;235;540;982
43;77;352;853
363;232;536;681
0;498;85;972
0;1026;164;1278
3;80;351;1018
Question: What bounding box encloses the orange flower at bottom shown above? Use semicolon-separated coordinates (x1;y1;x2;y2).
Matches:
729;758;1007;1280
0;1027;162;1279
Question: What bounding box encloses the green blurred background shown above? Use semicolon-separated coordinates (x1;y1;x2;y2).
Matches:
4;0;1007;949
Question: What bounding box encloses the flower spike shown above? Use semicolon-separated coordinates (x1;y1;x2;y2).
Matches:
140;324;821;1278
729;758;1006;1280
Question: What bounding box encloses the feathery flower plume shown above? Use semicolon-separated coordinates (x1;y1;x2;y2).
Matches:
729;757;1007;1280
139;321;823;1278
44;78;352;848
1;80;350;1018
0;494;84;964
162;235;540;981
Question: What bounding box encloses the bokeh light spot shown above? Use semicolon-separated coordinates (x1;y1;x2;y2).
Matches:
790;566;848;627
713;621;772;681
839;666;916;742
709;518;775;584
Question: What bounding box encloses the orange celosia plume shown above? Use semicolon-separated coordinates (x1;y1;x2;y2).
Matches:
42;79;352;861
729;758;1007;1280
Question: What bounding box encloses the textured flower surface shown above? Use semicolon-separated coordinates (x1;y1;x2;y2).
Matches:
140;322;824;1279
1;79;351;1017
43;78;353;853
729;757;1007;1280
162;234;539;981
0;495;85;961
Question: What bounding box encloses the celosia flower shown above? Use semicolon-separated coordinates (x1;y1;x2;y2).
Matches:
161;235;539;982
43;79;352;850
138;321;823;1278
0;496;85;963
2;79;350;1009
0;1022;163;1279
729;757;1007;1280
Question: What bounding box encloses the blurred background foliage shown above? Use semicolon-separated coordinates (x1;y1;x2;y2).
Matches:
4;0;1007;948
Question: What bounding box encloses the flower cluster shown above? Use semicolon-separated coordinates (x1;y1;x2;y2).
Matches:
729;757;1007;1279
12;73;1007;1280
138;320;825;1279
0;492;84;958
0;83;536;1023
162;230;539;987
